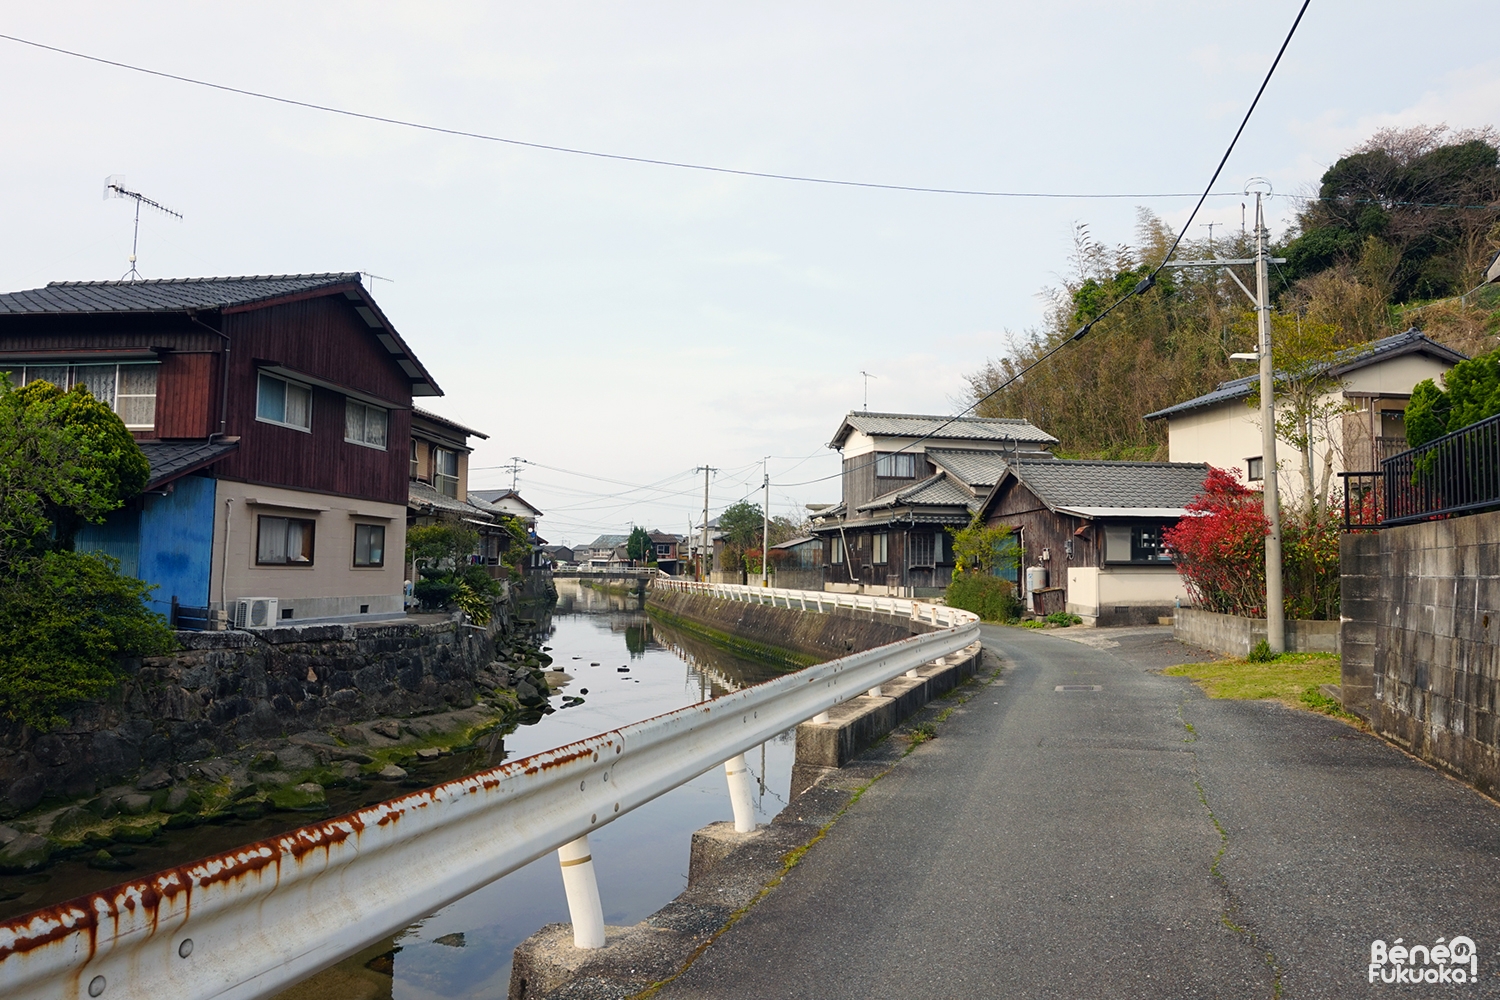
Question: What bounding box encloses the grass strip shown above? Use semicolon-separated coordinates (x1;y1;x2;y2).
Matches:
1164;652;1360;723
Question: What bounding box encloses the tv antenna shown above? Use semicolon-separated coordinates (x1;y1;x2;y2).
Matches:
104;176;182;281
859;370;878;411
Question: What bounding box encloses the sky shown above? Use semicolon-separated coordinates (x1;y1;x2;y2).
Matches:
3;2;1498;545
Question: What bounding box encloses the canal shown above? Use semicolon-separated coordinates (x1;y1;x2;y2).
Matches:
272;577;799;999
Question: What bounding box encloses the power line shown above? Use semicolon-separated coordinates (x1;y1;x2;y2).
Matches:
0;31;1248;202
778;0;1313;490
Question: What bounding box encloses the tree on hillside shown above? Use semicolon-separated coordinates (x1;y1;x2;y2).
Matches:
1405;347;1500;447
0;376;172;729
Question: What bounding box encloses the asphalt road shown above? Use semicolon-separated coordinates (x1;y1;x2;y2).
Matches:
657;625;1500;999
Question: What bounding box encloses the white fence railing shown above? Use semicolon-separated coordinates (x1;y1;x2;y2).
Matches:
652;576;979;629
0;586;979;1000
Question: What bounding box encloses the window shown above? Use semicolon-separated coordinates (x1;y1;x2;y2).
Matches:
3;363;158;429
434;448;460;498
909;532;935;567
875;453;917;478
353;523;386;567
873;532;889;564
344;399;388;449
410;438;420;479
1104;523;1173;564
257;372;312;431
256;516;316;565
831;537;845;564
1246;456;1264;482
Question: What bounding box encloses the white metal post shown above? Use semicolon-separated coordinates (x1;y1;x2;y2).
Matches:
812;710;830;724
761;461;770;588
723;754;756;833
557;835;605;949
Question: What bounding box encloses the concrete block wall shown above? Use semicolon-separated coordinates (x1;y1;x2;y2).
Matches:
1346;510;1500;797
1173;608;1341;658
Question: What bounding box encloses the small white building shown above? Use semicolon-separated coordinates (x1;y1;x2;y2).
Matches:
1144;329;1464;500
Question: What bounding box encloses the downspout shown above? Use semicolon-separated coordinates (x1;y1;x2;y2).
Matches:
837;522;857;582
220;497;234;617
187;311;231;441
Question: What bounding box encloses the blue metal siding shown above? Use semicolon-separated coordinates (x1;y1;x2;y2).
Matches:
138;475;216;617
75;509;141;577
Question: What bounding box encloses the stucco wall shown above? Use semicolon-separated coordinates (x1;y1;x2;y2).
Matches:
1067;566;1188;625
1174;607;1341;658
210;480;406;621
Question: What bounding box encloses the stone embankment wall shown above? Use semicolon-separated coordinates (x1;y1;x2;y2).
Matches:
1173;608;1341;658
0;610;515;817
1341;512;1500;797
644;589;930;665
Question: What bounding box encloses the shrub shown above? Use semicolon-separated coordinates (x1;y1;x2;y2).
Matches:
1044;611;1083;627
945;573;1021;623
1247;639;1276;663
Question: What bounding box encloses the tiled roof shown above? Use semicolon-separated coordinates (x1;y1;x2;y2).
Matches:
469;489;543;517
413;406;488;440
137;439;238;490
1144;329;1466;421
830;411;1058;448
769;535;818;550
409;480;493;518
858;473;979;512
587;534;629;549
1011;459;1209;511
923;448;1017;487
0;274;362;314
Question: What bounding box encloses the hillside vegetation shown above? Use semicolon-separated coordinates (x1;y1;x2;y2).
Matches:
968;125;1500;458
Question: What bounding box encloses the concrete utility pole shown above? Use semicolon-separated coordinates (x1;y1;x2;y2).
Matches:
1161;182;1287;652
695;465;716;581
761;459;771;588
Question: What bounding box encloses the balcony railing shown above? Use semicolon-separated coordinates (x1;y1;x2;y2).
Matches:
1380;412;1500;527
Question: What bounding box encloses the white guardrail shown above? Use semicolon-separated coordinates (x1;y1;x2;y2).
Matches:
0;584;978;1000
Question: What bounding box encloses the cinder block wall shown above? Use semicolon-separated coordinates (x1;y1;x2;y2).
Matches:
1346;511;1500;797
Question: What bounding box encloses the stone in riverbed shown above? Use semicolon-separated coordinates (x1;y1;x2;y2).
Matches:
415;748;441;761
0;834;51;873
135;767;173;791
50;806;96;837
88;849;131;872
378;764;408;780
370;720;402;740
118;792;155;816
269;782;328;811
162;787;203;814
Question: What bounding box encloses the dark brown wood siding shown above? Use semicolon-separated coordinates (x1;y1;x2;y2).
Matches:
156;351;218;439
214;296;412;504
841;453;935;511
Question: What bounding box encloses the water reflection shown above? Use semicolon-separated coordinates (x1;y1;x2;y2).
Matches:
279;578;798;1000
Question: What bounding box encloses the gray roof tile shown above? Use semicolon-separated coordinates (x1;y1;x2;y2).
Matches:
1144;329;1466;421
0;274;363;315
1012;459;1210;510
831;411;1058;447
137;439;238;490
923;448;1016;487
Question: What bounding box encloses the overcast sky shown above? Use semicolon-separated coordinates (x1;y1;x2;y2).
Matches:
3;2;1497;544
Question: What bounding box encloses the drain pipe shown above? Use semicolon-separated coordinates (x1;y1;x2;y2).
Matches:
221;497;234;621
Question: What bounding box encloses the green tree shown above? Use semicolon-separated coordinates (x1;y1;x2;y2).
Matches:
946;513;1019;576
717;502;763;548
1405;347;1500;446
0;376;172;729
406;515;499;610
626;526;652;564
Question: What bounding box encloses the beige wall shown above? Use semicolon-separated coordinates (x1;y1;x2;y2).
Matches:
210;480;407;621
1067;565;1189;619
841;429;1017;459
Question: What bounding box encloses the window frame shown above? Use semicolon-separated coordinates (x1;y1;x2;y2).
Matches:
909;532;935;568
873;532;889;565
255;515;317;566
875;453;918;479
352;522;386;568
255;372;314;433
433;447;460;499
1246;456;1264;482
343;398;389;450
831;536;844;564
6;362;159;430
1103;521;1175;566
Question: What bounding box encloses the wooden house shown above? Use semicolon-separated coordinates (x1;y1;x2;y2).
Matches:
809;411;1057;596
979;459;1210;625
0;273;441;625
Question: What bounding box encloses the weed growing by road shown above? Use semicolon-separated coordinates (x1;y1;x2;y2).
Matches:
906;722;938;747
1164;652;1351;722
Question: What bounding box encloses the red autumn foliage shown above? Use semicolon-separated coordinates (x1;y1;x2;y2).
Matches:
1163;467;1270;618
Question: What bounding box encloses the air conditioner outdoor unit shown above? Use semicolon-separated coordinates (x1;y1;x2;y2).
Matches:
233;597;279;629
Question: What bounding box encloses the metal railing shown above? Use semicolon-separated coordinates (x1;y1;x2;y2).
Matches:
1381;412;1500;527
653;577;979;629
1339;470;1384;530
0;586;978;1000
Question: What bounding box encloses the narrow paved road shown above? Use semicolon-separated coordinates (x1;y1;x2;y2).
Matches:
658;625;1500;999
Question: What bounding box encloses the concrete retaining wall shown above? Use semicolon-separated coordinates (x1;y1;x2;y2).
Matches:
1173;607;1341;658
1341;512;1500;797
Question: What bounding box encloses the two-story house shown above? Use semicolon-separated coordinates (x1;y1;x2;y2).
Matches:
809;411;1058;596
1144;329;1465;498
0;273;442;626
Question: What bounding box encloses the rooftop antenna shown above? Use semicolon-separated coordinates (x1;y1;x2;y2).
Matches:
104;176;182;281
859;370;878;412
1200;221;1218;254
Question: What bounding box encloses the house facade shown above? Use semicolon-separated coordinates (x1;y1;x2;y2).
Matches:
809;411;1058;596
0;273;441;625
1145;330;1464;497
979;459;1210;625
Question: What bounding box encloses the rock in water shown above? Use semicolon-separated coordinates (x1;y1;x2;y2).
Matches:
0;834;52;873
370;720;402;740
378;764;408;780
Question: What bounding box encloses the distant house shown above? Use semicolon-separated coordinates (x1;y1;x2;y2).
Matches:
809;411;1058;596
583;534;629;572
769;535;824;590
539;544;575;566
978;459;1210;625
1145;329;1464;496
648;530;682;574
0;273;441;626
469;488;547;572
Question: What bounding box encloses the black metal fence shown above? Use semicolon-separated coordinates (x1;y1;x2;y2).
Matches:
1340;470;1384;530
1380;411;1500;527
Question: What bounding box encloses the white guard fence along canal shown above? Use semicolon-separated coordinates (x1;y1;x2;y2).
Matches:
0;580;978;1000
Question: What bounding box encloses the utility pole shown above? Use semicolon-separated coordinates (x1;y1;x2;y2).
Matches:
761;458;771;588
1161;181;1287;652
695;465;716;581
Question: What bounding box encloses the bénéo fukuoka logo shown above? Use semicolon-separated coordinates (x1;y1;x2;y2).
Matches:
1369;937;1477;985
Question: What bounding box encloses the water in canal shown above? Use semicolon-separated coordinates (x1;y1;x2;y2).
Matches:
274;578;799;1000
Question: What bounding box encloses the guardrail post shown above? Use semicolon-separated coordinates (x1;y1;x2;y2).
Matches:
812;710;830;724
557;835;606;949
867;685;882;698
724;754;757;832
